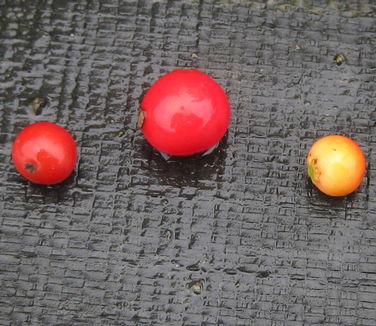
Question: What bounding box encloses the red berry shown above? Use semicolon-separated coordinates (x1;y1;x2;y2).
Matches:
140;69;231;156
11;121;77;185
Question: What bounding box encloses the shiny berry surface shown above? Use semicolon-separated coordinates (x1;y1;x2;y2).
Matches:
140;69;231;156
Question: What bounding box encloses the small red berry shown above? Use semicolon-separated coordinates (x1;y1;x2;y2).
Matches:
11;121;77;185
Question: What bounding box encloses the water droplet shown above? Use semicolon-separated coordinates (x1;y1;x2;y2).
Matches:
334;53;346;66
189;280;203;295
28;96;48;115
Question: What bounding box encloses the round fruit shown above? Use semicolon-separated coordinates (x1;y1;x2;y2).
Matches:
11;121;77;185
139;68;231;156
307;135;366;197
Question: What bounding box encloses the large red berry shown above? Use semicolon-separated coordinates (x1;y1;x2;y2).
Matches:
139;69;231;156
